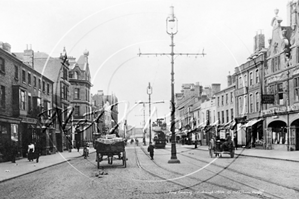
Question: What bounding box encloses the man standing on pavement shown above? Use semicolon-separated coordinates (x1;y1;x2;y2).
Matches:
147;144;155;160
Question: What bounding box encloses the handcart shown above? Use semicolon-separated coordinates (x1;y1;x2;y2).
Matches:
208;131;235;158
94;137;126;169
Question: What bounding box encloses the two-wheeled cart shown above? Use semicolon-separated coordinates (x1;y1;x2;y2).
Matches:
94;138;126;169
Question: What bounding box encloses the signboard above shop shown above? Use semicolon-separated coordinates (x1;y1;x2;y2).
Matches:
262;94;275;104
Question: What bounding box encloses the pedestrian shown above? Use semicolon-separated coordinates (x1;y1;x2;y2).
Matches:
76;140;80;152
234;133;238;150
34;142;40;163
11;141;17;163
147;144;155;160
28;142;35;161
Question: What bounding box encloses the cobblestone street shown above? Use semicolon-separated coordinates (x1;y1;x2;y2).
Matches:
0;144;298;199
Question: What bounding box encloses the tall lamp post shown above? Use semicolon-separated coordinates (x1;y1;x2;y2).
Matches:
138;6;205;164
166;6;180;163
147;82;153;145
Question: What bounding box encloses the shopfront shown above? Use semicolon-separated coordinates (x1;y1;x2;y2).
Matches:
0;118;21;162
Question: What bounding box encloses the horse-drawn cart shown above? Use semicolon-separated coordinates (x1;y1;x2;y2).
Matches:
94;136;126;169
208;130;235;158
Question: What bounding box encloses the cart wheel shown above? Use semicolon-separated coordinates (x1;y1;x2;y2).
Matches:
97;152;100;169
231;150;235;158
209;149;213;158
123;151;126;167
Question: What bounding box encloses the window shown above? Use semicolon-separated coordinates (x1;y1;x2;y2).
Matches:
22;70;26;83
244;74;247;86
86;90;89;101
230;92;233;103
14;65;18;79
255;69;259;83
74;106;80;116
38;79;41;90
47;83;50;95
33;76;37;88
42;81;45;93
74;88;80;99
21;90;26;110
221;111;224;124
296;47;299;64
239;97;242;115
226;94;228;104
239;76;242;88
61;83;68;100
0;57;5;73
250;72;253;86
294;77;299;101
217;97;220;107
217;112;220;122
63;67;68;80
226;110;229;123
278;83;283;105
256;92;260;112
250;94;253;113
0;86;5;108
244;95;248;114
231;108;234;120
221;95;224;106
28;73;31;85
28;94;32;112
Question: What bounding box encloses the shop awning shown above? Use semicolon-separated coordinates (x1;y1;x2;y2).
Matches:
211;120;219;126
244;118;264;128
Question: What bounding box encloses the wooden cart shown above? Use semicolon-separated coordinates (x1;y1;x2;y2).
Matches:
94;139;126;169
208;131;235;158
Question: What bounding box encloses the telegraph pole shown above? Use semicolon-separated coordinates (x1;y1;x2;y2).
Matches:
138;6;205;164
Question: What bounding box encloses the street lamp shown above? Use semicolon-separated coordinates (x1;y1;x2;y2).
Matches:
167;6;180;164
147;82;153;145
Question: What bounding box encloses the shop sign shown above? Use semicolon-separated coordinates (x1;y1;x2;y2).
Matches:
262;106;287;115
288;103;299;111
21;117;37;124
262;94;275;104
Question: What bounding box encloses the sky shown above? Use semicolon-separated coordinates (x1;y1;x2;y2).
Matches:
1;0;289;128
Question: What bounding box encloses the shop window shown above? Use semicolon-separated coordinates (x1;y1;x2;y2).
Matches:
294;77;299;101
11;124;18;142
0;86;5;108
272;129;287;144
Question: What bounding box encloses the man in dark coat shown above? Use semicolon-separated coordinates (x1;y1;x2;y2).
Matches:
147;144;155;160
76;141;80;152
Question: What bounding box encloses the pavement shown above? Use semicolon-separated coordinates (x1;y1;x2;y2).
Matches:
0;148;96;183
0;144;298;183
